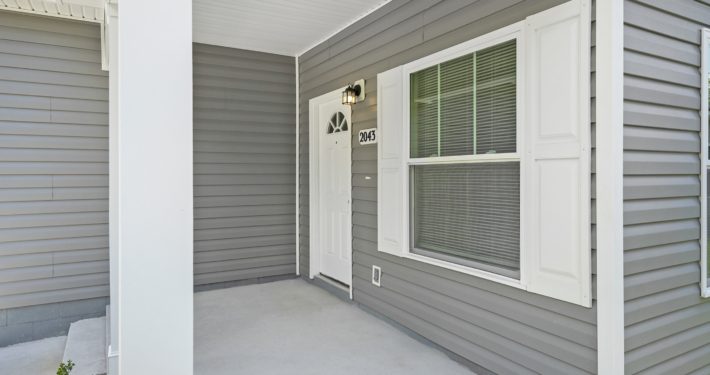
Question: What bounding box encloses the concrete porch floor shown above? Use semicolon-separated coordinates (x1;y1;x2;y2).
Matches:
0;279;474;374
195;278;474;374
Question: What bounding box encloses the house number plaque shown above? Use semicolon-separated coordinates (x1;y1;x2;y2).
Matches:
358;128;377;145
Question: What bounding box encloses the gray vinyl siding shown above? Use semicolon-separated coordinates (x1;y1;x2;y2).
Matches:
622;1;710;373
0;11;108;311
193;43;296;286
298;1;597;374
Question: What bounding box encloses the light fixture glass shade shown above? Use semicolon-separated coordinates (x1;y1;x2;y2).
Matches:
342;86;357;105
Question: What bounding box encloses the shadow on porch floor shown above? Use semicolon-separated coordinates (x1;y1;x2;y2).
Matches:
194;278;474;374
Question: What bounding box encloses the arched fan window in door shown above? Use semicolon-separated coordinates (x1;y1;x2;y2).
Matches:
327;112;348;134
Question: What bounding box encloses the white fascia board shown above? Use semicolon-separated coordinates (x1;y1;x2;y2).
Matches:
56;0;104;7
595;0;625;373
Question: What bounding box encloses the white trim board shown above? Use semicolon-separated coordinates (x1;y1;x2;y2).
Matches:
595;0;625;373
308;87;354;299
295;56;300;277
700;28;710;298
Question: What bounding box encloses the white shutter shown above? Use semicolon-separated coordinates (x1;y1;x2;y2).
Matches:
524;0;591;307
377;66;407;257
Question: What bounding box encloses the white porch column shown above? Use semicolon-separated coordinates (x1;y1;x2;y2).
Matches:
112;0;194;373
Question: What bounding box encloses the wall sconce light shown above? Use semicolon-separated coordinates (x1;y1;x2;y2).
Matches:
342;79;365;105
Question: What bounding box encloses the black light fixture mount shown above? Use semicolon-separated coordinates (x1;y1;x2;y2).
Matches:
342;79;365;105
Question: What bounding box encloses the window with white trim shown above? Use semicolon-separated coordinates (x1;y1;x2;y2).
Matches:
377;0;592;306
701;28;710;298
408;38;521;279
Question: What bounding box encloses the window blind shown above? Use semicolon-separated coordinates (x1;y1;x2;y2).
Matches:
411;162;520;275
410;39;516;158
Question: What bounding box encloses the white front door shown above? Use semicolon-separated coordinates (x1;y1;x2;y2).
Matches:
317;97;352;285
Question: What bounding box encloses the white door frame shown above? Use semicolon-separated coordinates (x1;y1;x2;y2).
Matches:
308;87;353;299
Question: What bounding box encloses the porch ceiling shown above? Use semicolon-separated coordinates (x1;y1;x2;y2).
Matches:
192;0;391;56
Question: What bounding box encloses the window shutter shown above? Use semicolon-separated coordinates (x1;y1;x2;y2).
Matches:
524;0;591;307
377;66;407;257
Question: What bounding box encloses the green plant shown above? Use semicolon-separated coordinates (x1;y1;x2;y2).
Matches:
57;360;75;375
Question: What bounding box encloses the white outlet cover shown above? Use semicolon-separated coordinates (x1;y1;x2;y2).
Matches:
372;265;382;287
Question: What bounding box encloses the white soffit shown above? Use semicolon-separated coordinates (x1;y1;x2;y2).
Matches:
193;0;391;56
0;0;103;22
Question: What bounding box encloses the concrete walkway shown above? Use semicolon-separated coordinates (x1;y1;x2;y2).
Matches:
0;336;66;375
194;279;473;375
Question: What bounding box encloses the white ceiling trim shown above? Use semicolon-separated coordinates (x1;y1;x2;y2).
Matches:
0;0;103;23
193;0;392;57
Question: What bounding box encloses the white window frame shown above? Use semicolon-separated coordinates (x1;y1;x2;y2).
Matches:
700;28;710;298
400;22;526;289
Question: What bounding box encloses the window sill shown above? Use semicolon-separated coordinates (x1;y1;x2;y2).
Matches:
404;252;524;290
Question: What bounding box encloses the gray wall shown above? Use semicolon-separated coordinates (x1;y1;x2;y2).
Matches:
622;1;710;373
0;12;109;345
298;1;597;374
193;43;297;286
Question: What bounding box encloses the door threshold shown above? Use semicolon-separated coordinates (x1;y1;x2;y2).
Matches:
316;274;349;291
312;274;351;301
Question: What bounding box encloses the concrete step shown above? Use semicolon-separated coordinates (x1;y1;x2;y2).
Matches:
62;317;106;375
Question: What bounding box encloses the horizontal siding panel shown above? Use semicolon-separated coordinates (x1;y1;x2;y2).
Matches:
637;344;710;375
624;1;700;44
0;12;108;310
623;151;698;175
626;303;710;351
624;50;699;88
0;236;107;257
0;122;107;138
623;125;698;152
0;285;108;310
53;248;108;264
0;39;101;64
624;76;699;110
0;265;51;283
193;254;294;274
193;43;295;286
0;135;107;150
0;66;107;88
192;264;294;285
194;245;293;263
622;1;710;373
624;175;699;200
353;258;596;352
0;212;107;229
0;223;108;243
623;197;698;225
624;101;699;131
195;205;295;219
0;273;107;297
624;219;699;251
624;241;700;276
624;263;699;301
194;194;294;208
195;215;294;230
194;234;294;252
625;322;710;374
624;25;699;66
355;287;533;375
354;277;590;375
53;260;108;277
0;200;107;215
0;52;103;76
0;252;52;269
193;173;294;185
